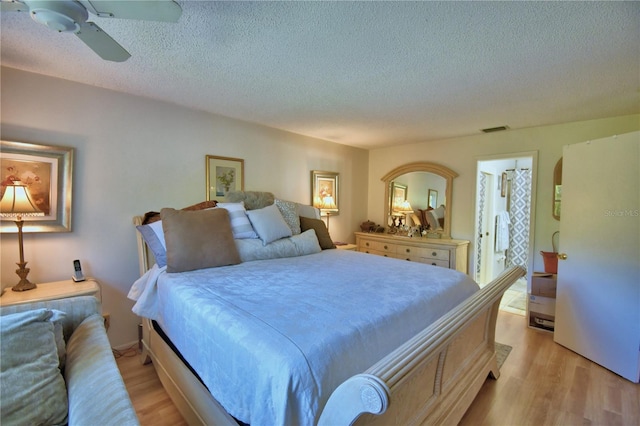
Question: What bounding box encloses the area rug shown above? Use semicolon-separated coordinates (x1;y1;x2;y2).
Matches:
495;342;512;370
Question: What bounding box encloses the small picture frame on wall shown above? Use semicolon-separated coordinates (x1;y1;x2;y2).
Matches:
428;189;438;209
0;140;74;233
206;155;244;202
311;170;339;215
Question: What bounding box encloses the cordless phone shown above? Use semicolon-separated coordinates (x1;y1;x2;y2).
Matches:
72;259;86;282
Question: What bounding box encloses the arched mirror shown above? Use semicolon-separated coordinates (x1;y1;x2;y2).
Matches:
381;162;458;239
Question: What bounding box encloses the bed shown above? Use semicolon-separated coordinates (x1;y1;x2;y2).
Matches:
130;196;524;425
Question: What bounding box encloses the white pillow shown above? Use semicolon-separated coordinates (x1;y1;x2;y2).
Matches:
216;202;259;239
246;203;293;246
136;220;167;267
235;229;321;262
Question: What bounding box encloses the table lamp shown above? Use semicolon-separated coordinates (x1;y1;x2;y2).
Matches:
394;200;414;227
0;180;44;291
314;195;338;232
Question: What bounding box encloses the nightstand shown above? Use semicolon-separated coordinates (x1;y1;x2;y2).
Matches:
0;279;100;307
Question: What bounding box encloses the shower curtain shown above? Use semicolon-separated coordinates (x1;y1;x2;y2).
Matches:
507;169;532;268
475;173;487;279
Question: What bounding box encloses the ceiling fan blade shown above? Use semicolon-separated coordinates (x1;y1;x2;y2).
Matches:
78;0;182;22
0;0;28;12
75;21;131;62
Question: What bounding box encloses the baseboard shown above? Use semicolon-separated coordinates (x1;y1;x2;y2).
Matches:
113;340;139;351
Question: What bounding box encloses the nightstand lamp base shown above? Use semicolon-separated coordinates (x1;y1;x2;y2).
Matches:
12;261;37;292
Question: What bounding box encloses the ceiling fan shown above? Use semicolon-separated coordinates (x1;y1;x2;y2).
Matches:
0;0;182;62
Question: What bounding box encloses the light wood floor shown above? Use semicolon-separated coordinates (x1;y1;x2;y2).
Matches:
116;311;640;425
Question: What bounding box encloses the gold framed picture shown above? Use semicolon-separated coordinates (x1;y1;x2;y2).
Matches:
206;155;244;202
311;170;339;215
1;140;74;233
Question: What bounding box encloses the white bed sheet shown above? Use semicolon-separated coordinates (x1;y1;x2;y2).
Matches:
130;249;478;425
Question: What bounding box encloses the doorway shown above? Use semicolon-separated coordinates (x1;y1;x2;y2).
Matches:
474;152;537;315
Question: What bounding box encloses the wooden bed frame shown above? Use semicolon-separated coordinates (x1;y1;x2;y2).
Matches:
134;215;525;425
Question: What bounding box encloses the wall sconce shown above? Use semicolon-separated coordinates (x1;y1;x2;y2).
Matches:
0;181;44;291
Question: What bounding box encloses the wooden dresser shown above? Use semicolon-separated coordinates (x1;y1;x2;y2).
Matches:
355;232;469;274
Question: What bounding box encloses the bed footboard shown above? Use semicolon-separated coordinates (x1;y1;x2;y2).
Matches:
319;265;525;426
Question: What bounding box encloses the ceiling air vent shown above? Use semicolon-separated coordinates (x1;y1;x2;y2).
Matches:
481;125;510;133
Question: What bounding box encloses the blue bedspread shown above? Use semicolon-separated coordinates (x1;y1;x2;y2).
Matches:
130;249;478;425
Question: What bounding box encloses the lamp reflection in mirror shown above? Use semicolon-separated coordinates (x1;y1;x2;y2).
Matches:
0;181;44;291
313;195;337;232
393;200;414;227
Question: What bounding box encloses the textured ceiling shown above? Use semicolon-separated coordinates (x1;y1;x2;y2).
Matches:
1;1;639;148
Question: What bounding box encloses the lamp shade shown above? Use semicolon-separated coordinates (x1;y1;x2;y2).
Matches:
320;196;337;210
0;181;44;217
314;195;337;212
395;200;414;213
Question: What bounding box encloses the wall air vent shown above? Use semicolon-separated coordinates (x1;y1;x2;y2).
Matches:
481;125;510;133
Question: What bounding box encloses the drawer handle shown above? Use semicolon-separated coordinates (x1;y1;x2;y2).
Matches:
432;251;437;257
405;248;411;253
405;258;411;261
431;262;437;266
384;245;388;250
365;242;370;247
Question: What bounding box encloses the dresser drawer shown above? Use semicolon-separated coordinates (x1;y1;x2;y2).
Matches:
359;248;394;258
360;239;397;254
420;258;450;268
355;232;469;273
423;248;450;261
395;245;424;258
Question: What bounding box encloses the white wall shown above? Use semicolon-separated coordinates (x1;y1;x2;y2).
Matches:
1;67;369;347
367;114;640;274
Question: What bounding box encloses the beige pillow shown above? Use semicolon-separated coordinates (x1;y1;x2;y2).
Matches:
300;216;336;249
161;208;241;273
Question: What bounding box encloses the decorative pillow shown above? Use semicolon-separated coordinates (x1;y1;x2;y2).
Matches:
226;191;275;210
275;199;301;235
161;208;241;273
136;220;168;267
246;203;293;246
300;216;336;249
425;209;439;230
235;229;321;262
137;200;219;267
0;309;68;426
298;204;321;219
216;202;259;239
